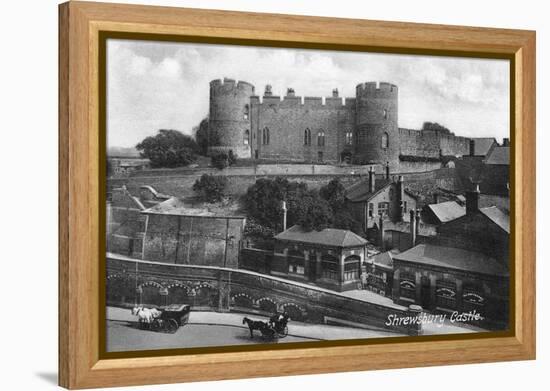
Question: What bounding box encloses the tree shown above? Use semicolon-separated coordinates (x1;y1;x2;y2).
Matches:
320;178;347;211
192;174;228;203
292;191;333;231
332;210;363;235
193;117;209;155
211;150;238;170
422;122;452;135
136;129;198;168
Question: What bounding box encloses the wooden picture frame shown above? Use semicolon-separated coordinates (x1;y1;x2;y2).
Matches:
59;1;536;389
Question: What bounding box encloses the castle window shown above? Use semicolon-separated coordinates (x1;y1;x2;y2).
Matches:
383;109;388;119
262;127;270;145
381;132;389;149
243;104;249;120
243;129;249;145
345;131;353;145
304;128;311;146
317;130;325;147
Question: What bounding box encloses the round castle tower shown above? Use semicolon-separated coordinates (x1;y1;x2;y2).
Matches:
354;82;399;169
208;78;255;159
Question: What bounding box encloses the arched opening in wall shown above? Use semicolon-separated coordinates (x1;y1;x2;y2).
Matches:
282;303;305;322
384;109;388;119
381;132;389;149
243;104;249;120
140;284;163;308
262;127;270;145
258;298;277;314
343;255;361;282
194;285;218;307
167;285;190;305
317;130;325;147
243;129;250;145
304;128;311;146
233;293;254;309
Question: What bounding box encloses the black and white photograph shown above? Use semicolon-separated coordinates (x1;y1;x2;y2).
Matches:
105;39;511;353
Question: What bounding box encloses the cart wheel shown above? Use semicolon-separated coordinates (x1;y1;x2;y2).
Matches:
281;325;289;337
166;319;178;333
151;319;161;332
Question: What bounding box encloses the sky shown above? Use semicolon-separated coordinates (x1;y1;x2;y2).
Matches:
107;39;510;148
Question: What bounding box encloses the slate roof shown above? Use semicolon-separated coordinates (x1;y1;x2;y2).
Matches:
480;206;510;234
426;201;466;223
274;225;368;247
484;146;510;165
471;138;497;156
345;178;391;202
393;244;508;276
370;250;397;269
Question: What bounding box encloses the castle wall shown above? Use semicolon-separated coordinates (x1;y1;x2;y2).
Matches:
208;78;254;158
251;94;355;163
399;128;471;159
355;82;400;169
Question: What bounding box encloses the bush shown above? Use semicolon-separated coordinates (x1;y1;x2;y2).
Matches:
136;129;198;168
211;150;238;170
192;174;228;203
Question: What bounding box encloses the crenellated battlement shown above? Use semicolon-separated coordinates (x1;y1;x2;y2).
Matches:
210;77;255;94
356;81;398;96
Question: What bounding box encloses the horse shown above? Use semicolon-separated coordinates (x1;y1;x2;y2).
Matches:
242;317;275;339
132;306;157;327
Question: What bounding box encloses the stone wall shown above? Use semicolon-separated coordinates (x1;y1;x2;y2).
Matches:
107;254;421;335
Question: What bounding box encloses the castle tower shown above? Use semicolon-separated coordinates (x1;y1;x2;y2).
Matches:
354;82;399;169
208;78;255;158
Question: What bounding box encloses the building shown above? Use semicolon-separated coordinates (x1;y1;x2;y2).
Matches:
207;78;470;169
391;185;510;329
345;167;418;232
392;244;509;329
469;137;498;157
271;225;368;291
365;250;397;297
422;200;466;225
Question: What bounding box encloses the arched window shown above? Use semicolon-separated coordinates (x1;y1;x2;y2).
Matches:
262;127;270;145
345;131;353;145
304;128;311;146
317;130;325;147
383;109;388;119
381;132;389;149
243;129;249;145
243;104;249;120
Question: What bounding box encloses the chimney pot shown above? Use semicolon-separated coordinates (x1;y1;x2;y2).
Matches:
466;184;480;215
368;166;376;193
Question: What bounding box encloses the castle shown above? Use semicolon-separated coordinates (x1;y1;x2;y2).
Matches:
207;78;471;170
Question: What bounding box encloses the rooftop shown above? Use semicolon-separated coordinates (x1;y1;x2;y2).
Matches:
383;220;438;237
484;146;510;165
427;201;466;223
471;138;497;156
479;206;510;234
274;225;368;247
393;244;508;276
369;250;398;269
345;178;392;202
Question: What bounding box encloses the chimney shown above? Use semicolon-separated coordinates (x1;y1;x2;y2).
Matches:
281;201;287;231
502;138;510;147
415;210;421;239
433;192;439;204
410;210;416;248
286;88;295;97
264;84;273;96
368;166;376;193
466;184;480;215
379;215;385;251
385;162;390;179
469;139;475;156
396;176;405;222
332;88;339;98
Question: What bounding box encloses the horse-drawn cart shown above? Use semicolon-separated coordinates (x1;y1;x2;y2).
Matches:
242;312;290;339
150;304;191;333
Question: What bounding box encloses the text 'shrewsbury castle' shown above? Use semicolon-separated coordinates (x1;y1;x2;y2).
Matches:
207;78;471;169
